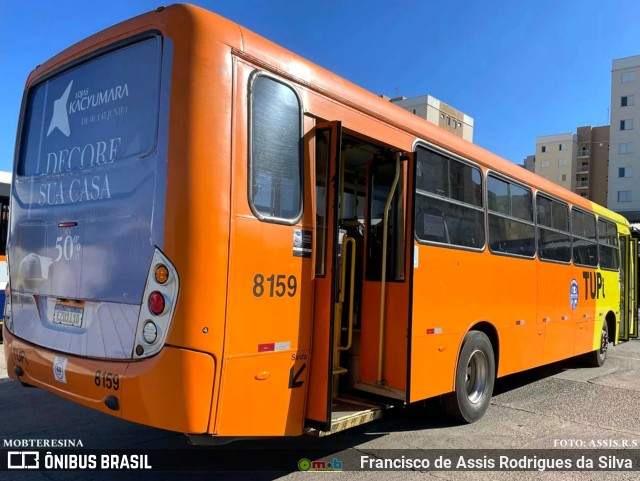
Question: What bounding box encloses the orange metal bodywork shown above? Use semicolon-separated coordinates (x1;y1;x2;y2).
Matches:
4;4;630;436
5;330;215;433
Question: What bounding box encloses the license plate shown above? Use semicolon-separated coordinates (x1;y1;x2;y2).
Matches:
53;303;84;327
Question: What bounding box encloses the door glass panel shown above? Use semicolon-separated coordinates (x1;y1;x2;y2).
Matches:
315;130;330;276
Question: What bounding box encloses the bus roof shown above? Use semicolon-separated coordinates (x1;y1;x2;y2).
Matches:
23;4;628;228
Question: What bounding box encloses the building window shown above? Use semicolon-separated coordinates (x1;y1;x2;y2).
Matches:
557;174;567;182
541;160;549;168
622;71;636;83
619;167;633;178
559;144;563;151
249;74;302;222
541;145;546;153
621;119;634;130
619;142;634;154
618;190;632;202
558;159;567;166
622;95;635;107
413;109;417;114
446;116;451;126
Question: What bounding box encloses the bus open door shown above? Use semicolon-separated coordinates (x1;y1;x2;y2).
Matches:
306;121;411;434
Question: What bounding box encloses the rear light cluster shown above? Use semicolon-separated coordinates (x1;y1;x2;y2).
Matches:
133;249;179;359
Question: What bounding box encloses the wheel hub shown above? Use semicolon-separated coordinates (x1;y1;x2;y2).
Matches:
465;349;488;404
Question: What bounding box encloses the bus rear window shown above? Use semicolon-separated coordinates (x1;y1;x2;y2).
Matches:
18;36;162;177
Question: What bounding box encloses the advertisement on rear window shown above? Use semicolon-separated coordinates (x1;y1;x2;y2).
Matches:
11;36;167;312
19;36;161;205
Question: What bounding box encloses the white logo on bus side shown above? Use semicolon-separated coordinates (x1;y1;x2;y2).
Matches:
570;279;579;310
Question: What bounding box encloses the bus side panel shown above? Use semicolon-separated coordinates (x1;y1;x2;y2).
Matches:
163;6;233;355
593;267;620;348
538;260;576;364
409;244;539;402
572;264;598;355
161;9;241;435
410;244;477;401
215;61;314;436
122;347;215;433
475;252;540;377
164;9;278;435
216;216;313;436
5;330;215;434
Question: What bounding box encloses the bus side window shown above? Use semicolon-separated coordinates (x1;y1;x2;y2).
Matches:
249;73;302;223
414;146;484;250
536;194;571;263
572;209;598;267
598;218;619;270
487;174;535;258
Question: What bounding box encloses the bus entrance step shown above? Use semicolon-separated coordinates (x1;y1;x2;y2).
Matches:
314;397;386;436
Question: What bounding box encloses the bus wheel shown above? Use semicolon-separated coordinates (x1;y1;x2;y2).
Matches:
442;331;495;423
587;321;609;367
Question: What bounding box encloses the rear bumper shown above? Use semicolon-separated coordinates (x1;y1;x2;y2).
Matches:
3;329;216;434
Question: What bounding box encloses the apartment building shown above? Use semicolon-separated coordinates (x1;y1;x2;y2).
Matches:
388;95;474;143
527;126;609;206
576;125;609;207
523;155;536;172
609;55;640;220
534;133;577;191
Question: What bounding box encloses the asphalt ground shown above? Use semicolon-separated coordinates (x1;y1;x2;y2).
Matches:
0;339;639;480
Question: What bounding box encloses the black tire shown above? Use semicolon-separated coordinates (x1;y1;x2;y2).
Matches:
587;320;609;367
442;330;495;423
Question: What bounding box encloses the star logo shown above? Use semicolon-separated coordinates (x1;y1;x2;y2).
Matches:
46;80;73;137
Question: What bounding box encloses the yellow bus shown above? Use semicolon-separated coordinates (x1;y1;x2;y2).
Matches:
4;4;638;439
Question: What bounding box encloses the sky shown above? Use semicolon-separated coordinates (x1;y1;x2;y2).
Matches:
1;0;639;172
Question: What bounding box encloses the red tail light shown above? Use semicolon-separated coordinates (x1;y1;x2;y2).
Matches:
148;291;165;316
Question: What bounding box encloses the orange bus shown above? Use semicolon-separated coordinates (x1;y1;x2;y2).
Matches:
4;4;638;440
